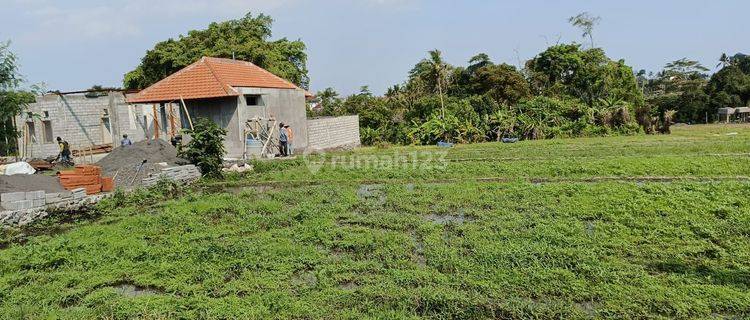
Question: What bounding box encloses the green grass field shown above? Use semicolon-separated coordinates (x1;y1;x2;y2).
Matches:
2;124;750;319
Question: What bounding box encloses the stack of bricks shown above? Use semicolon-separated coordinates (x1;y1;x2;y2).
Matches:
58;165;115;195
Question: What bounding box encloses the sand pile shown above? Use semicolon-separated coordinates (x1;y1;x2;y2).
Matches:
97;139;189;188
0;174;66;193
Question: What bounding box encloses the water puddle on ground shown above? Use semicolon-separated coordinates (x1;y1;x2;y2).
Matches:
357;184;386;205
411;231;426;267
112;283;162;297
291;271;318;289
339;281;359;291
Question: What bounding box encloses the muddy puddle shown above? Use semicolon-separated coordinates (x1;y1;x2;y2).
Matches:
411;231;426;267
111;282;162;297
339;281;359;291
291;270;318;289
357;184;386;205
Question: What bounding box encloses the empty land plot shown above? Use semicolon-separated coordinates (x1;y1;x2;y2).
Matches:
1;124;750;319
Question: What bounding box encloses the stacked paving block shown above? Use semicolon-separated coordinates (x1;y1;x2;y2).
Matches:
71;187;87;199
44;190;73;205
1;187;109;227
142;165;202;187
1;190;47;210
58;165;115;195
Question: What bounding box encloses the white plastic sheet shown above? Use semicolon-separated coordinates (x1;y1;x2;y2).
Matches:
1;162;37;175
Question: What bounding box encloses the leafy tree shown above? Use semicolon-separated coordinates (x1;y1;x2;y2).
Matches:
644;58;711;123
470;63;531;106
0;42;34;156
526;44;642;108
568;12;601;48
124;13;308;90
409;112;483;145
706;53;750;110
179;118;227;177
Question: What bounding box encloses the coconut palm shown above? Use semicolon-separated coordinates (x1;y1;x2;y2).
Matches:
410;50;450;119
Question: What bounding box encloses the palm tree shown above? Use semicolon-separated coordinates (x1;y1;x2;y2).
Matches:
427;50;449;119
467;53;493;74
410;50;450;119
568;12;601;48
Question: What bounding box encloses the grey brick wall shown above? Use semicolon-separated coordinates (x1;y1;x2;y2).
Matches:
16;92;152;159
307;115;361;150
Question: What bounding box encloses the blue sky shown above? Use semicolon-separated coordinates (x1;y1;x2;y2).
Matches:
1;0;748;95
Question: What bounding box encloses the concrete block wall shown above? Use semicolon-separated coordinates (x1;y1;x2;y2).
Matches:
183;97;242;158
307;115;361;150
0;188;98;227
17;93;149;159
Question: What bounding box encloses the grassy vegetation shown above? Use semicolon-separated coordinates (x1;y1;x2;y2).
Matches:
2;124;750;319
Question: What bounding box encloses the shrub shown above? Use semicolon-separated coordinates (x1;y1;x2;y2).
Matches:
180;118;227;177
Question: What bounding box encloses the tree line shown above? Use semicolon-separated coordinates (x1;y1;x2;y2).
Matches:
2;12;749;153
310;14;750;145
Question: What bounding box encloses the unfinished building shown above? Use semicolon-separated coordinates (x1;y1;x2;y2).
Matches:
127;57;315;158
17;57;361;160
16;92;151;159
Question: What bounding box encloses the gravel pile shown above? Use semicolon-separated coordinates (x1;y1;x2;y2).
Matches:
0;174;66;193
96;139;188;188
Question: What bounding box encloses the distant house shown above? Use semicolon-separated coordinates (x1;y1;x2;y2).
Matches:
718;106;750;123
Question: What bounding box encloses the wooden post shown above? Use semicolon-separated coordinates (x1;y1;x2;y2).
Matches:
152;104;160;139
169;103;177;138
179;96;194;130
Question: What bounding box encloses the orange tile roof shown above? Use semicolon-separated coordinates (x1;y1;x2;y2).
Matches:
127;57;302;103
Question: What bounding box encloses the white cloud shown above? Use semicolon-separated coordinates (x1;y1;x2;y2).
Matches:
5;0;419;50
11;0;297;45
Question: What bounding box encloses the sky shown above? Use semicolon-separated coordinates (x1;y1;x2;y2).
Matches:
1;0;748;95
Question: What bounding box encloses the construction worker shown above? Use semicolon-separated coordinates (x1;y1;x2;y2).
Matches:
121;134;133;146
278;123;288;157
56;136;71;163
284;124;294;155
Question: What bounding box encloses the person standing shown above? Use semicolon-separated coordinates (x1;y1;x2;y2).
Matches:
278;123;288;157
121;134;133;146
56;136;71;163
284;124;294;156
